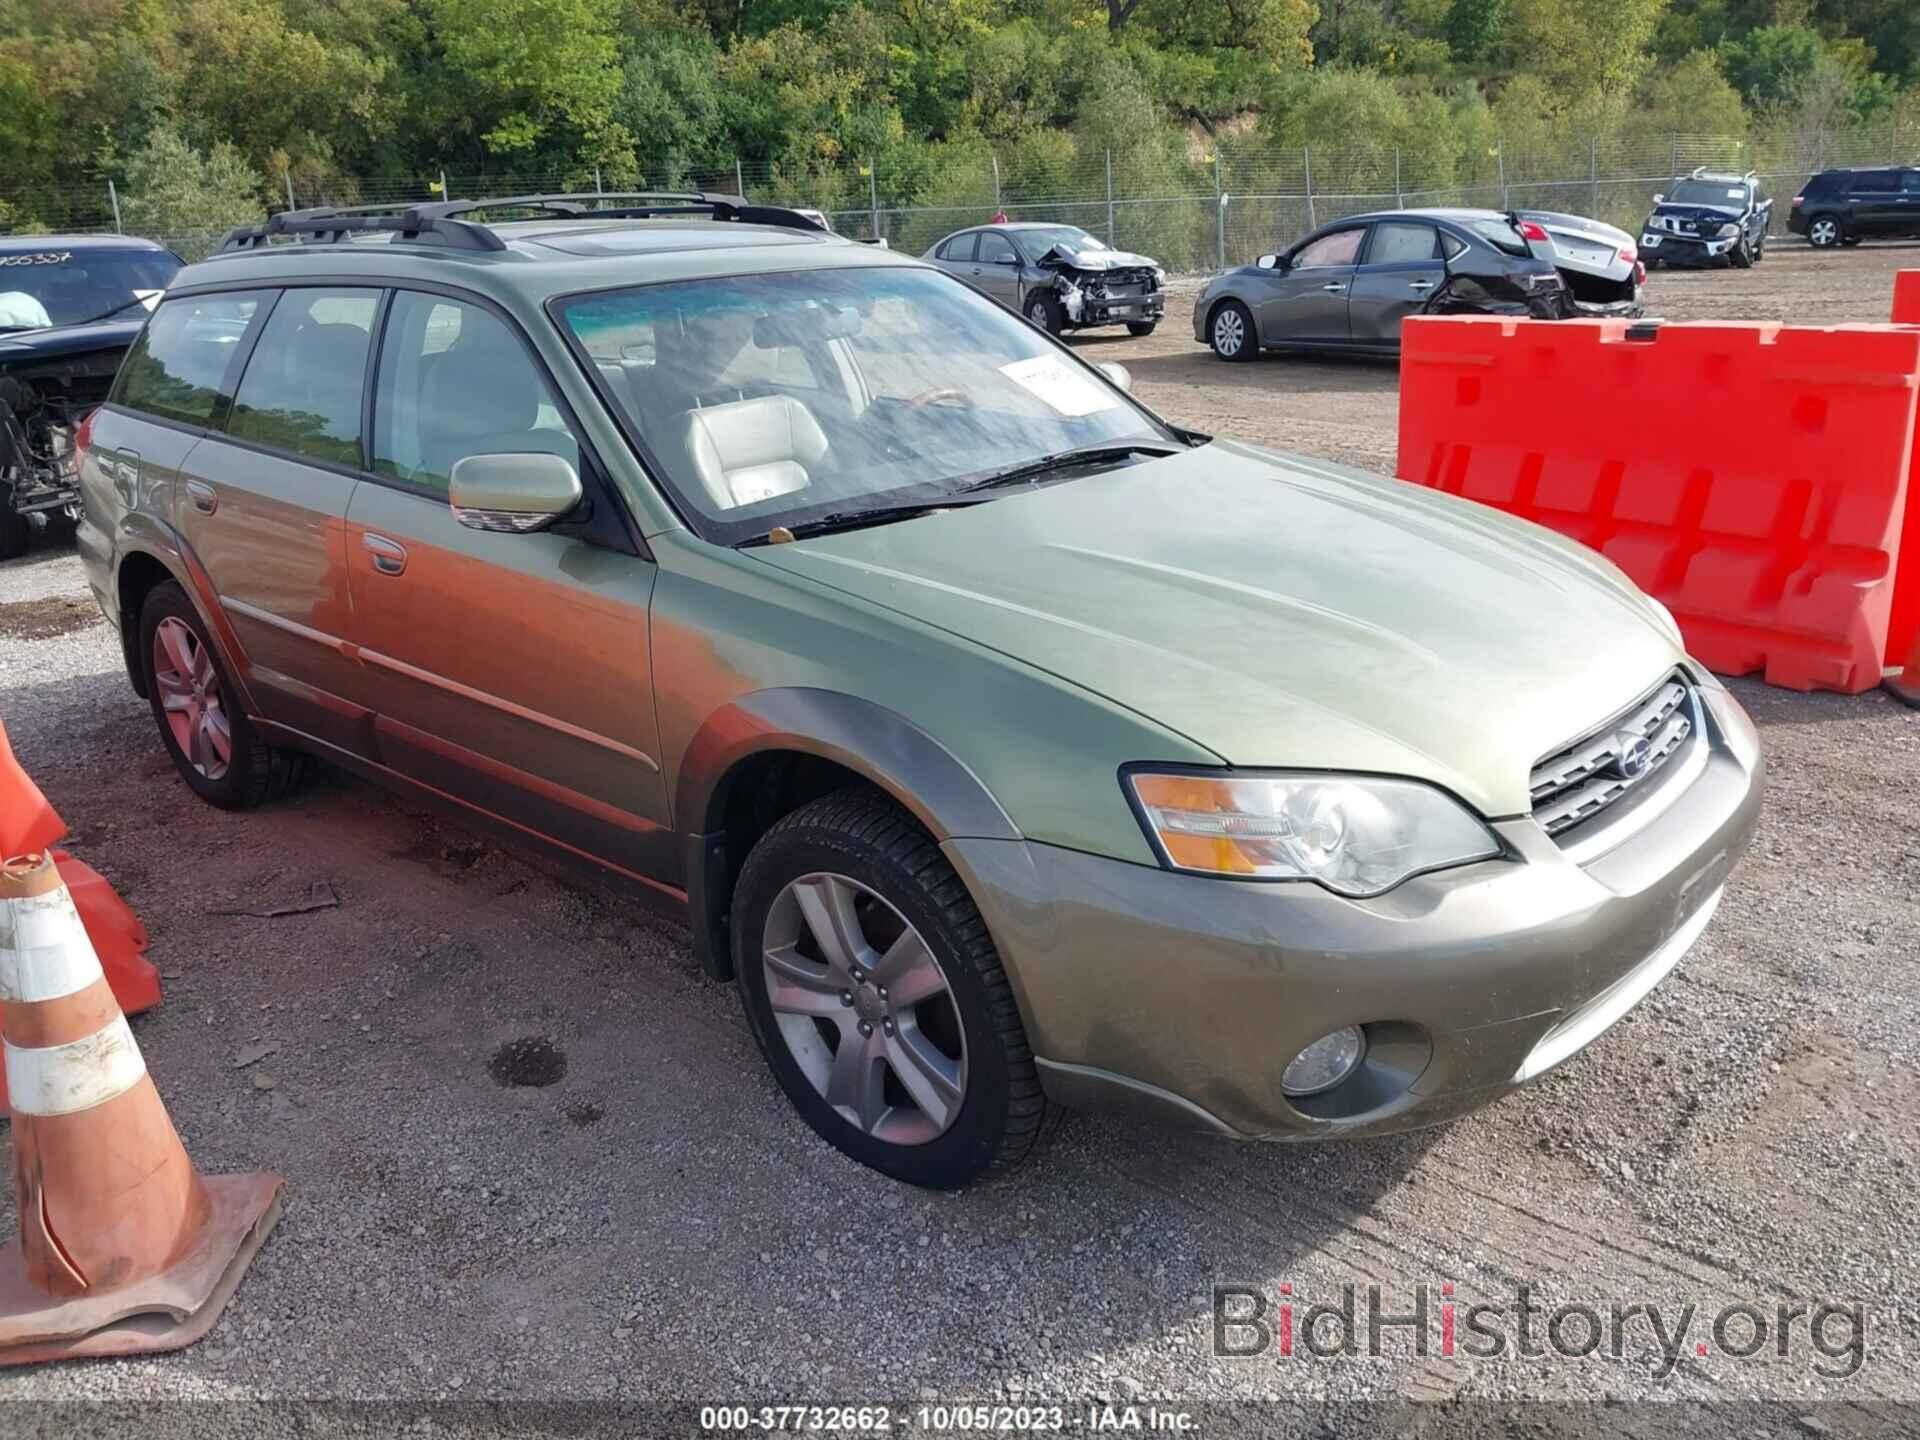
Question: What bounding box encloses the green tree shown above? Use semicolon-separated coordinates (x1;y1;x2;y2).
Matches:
120;125;267;259
1720;23;1824;107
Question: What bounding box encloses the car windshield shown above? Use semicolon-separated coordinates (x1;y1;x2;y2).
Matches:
0;248;180;332
1666;179;1747;210
557;265;1173;543
1015;226;1107;257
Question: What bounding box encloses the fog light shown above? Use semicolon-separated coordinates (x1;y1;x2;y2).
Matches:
1282;1026;1366;1097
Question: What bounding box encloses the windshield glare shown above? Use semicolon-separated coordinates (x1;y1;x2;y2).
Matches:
0;248;180;331
559;266;1168;541
1666;180;1747;210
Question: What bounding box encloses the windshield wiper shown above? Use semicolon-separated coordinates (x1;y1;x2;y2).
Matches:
954;441;1182;495
737;496;995;547
56;296;151;329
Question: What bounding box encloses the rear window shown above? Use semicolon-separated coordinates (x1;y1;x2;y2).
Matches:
111;292;263;428
1468;218;1532;256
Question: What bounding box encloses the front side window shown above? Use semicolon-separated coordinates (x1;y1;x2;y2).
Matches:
558;266;1168;542
112;292;263;427
226;288;379;467
1293;228;1365;268
1366;223;1440;265
373;291;579;493
1903;171;1920;194
976;231;1018;265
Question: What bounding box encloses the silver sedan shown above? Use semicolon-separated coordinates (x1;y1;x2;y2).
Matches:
922;223;1166;336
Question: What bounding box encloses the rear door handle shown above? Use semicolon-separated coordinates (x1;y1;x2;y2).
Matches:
111;449;143;506
362;532;408;576
1408;280;1436;291
184;479;217;515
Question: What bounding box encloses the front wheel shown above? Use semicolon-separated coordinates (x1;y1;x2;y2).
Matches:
1806;215;1842;249
1730;235;1754;269
140;581;304;809
1023;292;1063;336
732;790;1052;1189
1208;299;1256;362
1126;321;1157;337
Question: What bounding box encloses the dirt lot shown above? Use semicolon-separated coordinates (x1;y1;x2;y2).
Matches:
0;239;1915;1432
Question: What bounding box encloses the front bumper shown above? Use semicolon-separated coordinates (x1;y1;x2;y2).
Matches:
1640;231;1742;265
946;680;1762;1140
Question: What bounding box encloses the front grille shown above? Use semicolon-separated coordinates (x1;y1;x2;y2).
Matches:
1530;674;1700;840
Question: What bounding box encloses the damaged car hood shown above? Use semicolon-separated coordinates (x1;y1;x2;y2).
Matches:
1036;244;1156;271
749;442;1682;819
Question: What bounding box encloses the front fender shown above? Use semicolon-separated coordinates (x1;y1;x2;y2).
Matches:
676;687;1021;979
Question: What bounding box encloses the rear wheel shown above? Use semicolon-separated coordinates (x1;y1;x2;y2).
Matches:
1806;215;1842;248
732;789;1052;1189
140;582;303;810
1023;291;1062;336
1126;321;1157;337
1208;300;1256;362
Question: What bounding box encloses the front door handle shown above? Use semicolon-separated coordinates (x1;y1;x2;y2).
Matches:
184;479;217;515
1321;283;1347;292
362;532;408;576
1408;280;1436;292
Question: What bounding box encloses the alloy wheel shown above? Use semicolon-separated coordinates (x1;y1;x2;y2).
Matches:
761;872;968;1146
1810;218;1838;248
1213;307;1245;357
152;616;232;781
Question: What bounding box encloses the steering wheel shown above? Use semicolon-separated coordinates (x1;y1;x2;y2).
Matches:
902;386;970;410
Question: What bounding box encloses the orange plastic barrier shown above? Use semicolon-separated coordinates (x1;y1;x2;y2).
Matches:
1396;316;1920;693
0;722;161;1113
1895;270;1920;325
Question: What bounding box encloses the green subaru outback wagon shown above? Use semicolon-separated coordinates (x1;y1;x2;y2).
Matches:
76;194;1761;1188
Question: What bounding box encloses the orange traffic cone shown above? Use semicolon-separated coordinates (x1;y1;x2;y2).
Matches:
1889;625;1920;708
0;852;282;1366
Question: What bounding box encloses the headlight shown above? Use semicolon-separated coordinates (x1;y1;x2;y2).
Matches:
1125;770;1501;897
1718;223;1741;237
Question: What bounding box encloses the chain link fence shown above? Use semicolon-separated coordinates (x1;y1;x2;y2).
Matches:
5;125;1919;270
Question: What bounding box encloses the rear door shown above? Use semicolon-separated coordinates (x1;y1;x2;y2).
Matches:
343;287;673;881
1257;225;1366;347
1898;170;1920;234
1848;170;1902;234
171;285;380;758
1345;220;1445;346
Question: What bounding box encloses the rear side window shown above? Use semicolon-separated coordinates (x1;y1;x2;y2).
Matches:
1852;170;1900;193
226;288;379;467
1367;223;1440;265
941;233;978;262
112;292;263;427
372;291;578;493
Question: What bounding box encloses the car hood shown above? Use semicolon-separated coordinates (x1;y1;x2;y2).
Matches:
0;317;147;364
1036;244;1157;271
748;443;1682;818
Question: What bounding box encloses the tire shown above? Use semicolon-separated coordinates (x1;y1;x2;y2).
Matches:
1126;321;1157;337
1752;231;1766;263
731;789;1053;1189
1023;291;1063;336
1208;299;1256;362
0;507;27;562
139;581;303;810
1806;215;1842;249
1730;235;1753;269
1841;236;1863;248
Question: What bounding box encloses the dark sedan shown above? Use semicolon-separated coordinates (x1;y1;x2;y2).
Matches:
1193;208;1572;362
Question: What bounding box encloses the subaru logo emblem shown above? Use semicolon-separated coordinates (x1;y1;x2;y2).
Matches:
1613;734;1652;780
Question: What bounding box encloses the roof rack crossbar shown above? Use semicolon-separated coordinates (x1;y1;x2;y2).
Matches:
214;190;828;256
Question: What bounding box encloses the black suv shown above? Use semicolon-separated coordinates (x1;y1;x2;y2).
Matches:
1788;167;1920;248
0;235;181;557
1639;169;1771;268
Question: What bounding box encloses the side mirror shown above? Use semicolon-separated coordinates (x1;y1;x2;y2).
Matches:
1096;361;1133;394
1257;253;1280;269
1652;193;1664;204
448;451;583;533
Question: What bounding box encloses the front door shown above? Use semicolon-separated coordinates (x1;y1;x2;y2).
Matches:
1346;220;1446;346
342;288;674;884
1258;225;1366;346
972;229;1024;309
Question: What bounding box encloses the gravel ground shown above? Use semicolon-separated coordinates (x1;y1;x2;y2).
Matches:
0;238;1915;1435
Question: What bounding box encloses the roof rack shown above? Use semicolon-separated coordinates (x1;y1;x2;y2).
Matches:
1686;166;1758;181
214;192;829;255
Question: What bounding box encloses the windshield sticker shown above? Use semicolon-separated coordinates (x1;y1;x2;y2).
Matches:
0;252;74;267
998;355;1118;417
1727;189;1744;199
